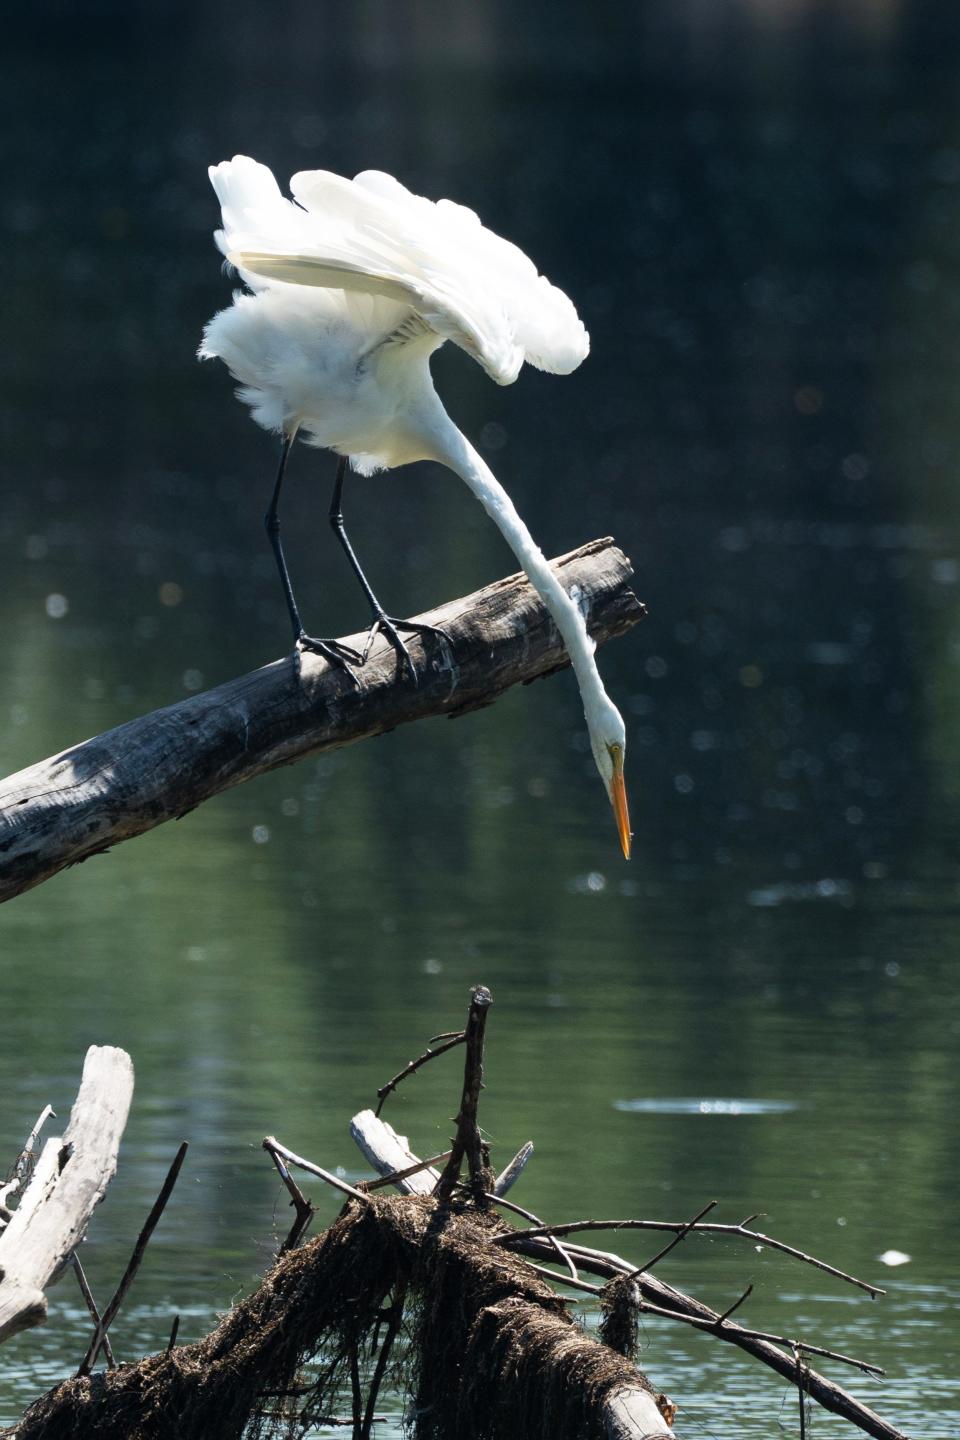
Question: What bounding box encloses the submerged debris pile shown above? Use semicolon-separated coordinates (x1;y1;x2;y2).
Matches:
1;989;907;1440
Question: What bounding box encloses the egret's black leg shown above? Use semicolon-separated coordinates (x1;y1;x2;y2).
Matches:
265;434;363;675
328;457;452;682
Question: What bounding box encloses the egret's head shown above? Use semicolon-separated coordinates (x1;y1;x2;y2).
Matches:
587;697;632;860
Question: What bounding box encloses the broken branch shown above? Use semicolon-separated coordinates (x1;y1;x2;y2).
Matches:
495;1215;883;1296
493;1141;534;1197
633;1294;885;1377
362;1150;453;1192
263;1137;370;1204
350;1112;441;1196
513;1236;904;1440
265;1139;316;1251
625;1199;718;1277
0;538;643;904
71;1255;116;1369
77;1140;188;1375
433;985;495;1204
374;1032;466;1116
0;1104;57;1215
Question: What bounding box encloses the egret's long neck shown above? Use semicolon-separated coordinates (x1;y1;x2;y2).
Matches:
428;418;611;717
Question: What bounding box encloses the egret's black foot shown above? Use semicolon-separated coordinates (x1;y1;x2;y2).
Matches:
362;616;453;683
295;632;364;683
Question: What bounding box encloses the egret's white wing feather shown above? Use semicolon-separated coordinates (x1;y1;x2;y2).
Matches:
210;158;589;384
208;155;316;291
226;249;504;377
225;253;423;308
289;168;589;380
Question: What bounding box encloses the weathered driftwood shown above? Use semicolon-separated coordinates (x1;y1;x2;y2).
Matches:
493;1140;535;1197
0;1046;133;1344
351;1112;533;1205
350;1111;440;1195
0;537;643;905
351;1110;675;1440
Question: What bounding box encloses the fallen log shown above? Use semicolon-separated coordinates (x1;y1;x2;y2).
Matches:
0;1047;133;1345
0;537;643;904
8;1195;672;1440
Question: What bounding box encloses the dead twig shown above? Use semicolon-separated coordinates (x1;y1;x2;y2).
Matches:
481;1189;580;1286
361;1150;453;1192
349;1345;363;1440
71;1255;115;1369
716;1284;753;1323
264;1137;316;1250
516;1258;597;1295
77;1141;188;1376
495;1214;883;1296
625;1199;718;1278
493;1140;534;1197
797;1345;809;1439
622;1292;884;1376
374;1034;465;1117
263;1137;370;1205
259;1416;387;1429
0;1105;57;1214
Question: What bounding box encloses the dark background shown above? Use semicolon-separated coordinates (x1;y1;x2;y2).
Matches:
1;4;958;1434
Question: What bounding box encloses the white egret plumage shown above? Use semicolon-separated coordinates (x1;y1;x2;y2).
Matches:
199;156;631;857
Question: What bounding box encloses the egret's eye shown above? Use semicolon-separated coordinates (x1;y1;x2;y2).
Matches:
609;742;622;760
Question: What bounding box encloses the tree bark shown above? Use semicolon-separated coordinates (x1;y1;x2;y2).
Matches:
0;538;642;904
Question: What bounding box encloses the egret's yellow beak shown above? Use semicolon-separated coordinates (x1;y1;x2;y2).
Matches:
610;747;631;860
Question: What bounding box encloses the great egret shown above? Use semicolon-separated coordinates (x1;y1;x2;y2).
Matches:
199;156;631;857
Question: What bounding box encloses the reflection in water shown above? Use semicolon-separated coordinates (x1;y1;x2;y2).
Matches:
1;4;959;1436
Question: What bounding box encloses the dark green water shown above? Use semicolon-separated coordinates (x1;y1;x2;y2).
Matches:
2;4;959;1436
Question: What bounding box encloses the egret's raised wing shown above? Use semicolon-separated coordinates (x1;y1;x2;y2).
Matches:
226;247;509;380
295;168;588;382
208;156;314;290
214;159;589;385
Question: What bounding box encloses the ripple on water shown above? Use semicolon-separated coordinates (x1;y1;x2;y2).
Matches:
613;1097;801;1116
